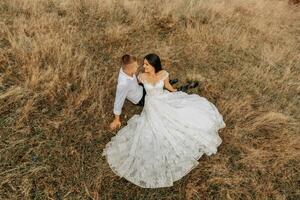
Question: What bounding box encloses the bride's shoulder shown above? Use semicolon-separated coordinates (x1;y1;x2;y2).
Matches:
158;70;169;79
158;69;168;74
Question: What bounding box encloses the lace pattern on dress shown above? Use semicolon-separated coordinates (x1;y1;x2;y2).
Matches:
138;70;169;85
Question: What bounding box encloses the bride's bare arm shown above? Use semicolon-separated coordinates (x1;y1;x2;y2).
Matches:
164;75;177;92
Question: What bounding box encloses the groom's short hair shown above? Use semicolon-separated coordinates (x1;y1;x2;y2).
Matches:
121;54;137;66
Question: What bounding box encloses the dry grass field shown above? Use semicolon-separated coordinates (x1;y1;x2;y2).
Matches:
0;0;299;199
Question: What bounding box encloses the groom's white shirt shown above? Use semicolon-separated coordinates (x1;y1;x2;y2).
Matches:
113;67;143;115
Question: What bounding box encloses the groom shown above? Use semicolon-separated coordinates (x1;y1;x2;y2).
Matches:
109;54;198;131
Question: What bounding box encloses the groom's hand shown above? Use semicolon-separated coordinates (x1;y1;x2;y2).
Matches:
109;117;121;131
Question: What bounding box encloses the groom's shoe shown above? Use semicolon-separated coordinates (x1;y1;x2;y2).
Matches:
169;79;178;85
187;80;199;89
177;85;188;92
178;85;188;92
178;81;200;92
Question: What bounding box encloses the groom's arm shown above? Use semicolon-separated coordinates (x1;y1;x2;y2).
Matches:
110;84;128;130
113;84;128;115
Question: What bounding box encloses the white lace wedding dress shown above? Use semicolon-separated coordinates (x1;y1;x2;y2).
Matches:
102;71;226;188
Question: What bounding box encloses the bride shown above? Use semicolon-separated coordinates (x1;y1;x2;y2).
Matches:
102;53;226;188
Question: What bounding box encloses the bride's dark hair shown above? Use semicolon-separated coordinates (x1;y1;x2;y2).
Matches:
144;53;162;73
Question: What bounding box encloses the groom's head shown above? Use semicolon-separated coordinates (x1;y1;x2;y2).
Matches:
121;54;138;74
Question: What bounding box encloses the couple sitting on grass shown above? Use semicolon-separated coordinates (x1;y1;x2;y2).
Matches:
102;53;226;188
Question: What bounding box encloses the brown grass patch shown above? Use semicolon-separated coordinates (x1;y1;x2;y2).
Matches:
0;0;299;199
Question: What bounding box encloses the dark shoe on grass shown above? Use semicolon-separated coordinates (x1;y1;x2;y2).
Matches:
169;79;178;85
187;80;199;89
177;81;200;92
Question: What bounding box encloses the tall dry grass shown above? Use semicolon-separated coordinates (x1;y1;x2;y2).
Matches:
0;0;299;199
